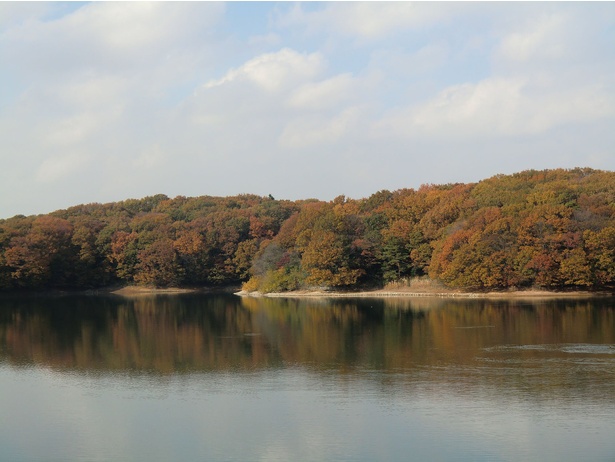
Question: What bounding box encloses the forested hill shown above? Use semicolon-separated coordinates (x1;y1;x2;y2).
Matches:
1;168;614;293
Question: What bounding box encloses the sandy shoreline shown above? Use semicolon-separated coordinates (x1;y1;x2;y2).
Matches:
110;285;239;296
19;285;606;300
1;285;610;300
111;286;197;296
235;288;613;300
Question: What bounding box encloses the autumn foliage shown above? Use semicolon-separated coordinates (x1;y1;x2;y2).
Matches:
1;168;614;292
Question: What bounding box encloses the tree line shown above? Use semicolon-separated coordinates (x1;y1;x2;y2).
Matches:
1;168;614;292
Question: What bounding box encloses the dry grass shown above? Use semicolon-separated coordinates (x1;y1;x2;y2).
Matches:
381;277;455;293
236;277;610;300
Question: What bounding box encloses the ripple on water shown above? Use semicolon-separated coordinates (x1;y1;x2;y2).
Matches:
483;343;615;355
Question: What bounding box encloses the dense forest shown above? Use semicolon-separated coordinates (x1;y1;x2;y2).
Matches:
1;168;614;293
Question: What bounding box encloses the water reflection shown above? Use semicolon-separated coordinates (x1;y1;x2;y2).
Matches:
1;294;614;381
1;294;614;462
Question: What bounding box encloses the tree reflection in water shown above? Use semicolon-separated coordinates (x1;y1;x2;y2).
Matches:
1;294;613;399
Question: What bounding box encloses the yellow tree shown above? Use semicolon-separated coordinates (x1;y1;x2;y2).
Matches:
301;229;364;287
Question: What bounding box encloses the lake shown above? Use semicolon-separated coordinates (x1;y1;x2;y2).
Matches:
1;293;614;461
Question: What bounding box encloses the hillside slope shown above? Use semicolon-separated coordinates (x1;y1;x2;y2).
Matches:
1;168;613;292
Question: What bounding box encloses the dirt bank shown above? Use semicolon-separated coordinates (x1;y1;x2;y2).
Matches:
235;288;612;300
111;286;197;296
111;285;240;297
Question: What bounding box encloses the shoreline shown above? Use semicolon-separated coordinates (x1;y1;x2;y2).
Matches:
1;285;611;300
111;286;198;296
0;285;239;298
110;285;242;297
235;288;614;300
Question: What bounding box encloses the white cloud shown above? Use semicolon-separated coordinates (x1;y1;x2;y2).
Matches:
248;32;281;48
369;42;450;78
498;14;568;63
204;48;325;92
36;151;90;183
278;106;362;149
493;4;615;74
73;2;186;50
287;73;356;110
133;144;168;170
0;2;51;32
46;76;129;116
376;77;614;138
501;16;565;61
43;113;103;147
275;3;451;40
1;2;224;74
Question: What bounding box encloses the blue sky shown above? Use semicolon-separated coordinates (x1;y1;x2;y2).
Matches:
1;2;614;218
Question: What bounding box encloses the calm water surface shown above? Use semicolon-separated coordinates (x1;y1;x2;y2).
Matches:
1;293;614;461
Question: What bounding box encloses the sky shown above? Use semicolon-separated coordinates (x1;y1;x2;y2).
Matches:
0;2;614;218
